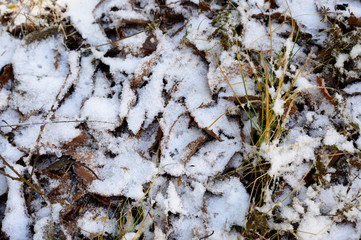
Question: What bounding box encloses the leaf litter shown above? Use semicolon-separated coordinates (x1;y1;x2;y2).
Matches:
1;0;361;239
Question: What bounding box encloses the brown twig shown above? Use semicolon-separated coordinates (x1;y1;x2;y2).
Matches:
0;154;44;195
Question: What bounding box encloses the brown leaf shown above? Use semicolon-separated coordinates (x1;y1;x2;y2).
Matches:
74;164;97;185
66;149;94;165
316;76;336;107
348;13;361;27
181;40;207;61
251;12;301;31
180;136;208;164
92;194;123;205
136;120;163;158
121;18;150;26
160;8;185;30
301;91;316;111
0;64;13;90
46;174;73;203
199;1;211;12
142;33;158;56
1;12;13;24
223;95;261;104
62;131;88;150
264;0;278;9
328;152;343;168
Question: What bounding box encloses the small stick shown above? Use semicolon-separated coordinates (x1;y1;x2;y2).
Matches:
0;154;44;195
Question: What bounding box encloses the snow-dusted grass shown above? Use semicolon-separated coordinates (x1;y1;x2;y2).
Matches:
204;2;361;239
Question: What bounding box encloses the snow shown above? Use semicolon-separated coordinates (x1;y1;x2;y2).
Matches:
0;32;19;69
76;208;117;238
101;54;142;75
285;0;328;34
81;97;119;130
297;215;332;240
335;53;349;69
206;177;249;238
0;173;6;196
273;95;285;116
33;203;63;240
11;38;69;114
89;147;157;199
2;168;31;240
57;0;109;49
160;181;186;215
265;130;320;178
323;126;355;153
242;19;269;50
350;44;361;59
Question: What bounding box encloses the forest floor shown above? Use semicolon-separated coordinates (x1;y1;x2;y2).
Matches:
1;0;361;239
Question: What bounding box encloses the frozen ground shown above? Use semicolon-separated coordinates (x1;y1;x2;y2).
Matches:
1;0;361;239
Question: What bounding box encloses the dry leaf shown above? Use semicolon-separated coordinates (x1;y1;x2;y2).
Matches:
65;149;95;165
180;135;208;164
74;164;97;185
316;76;336;107
264;0;278;9
198;1;211;12
0;64;13;90
62;131;88;150
348;13;361;27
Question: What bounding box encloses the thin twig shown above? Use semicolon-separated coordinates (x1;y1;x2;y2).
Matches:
0;154;44;195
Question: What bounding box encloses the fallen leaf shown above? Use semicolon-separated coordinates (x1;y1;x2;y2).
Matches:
180;135;208;164
316;76;336;107
74;164;97;185
0;64;13;90
66;149;95;165
348;12;361;27
264;0;278;9
198;1;211;12
62;131;88;150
